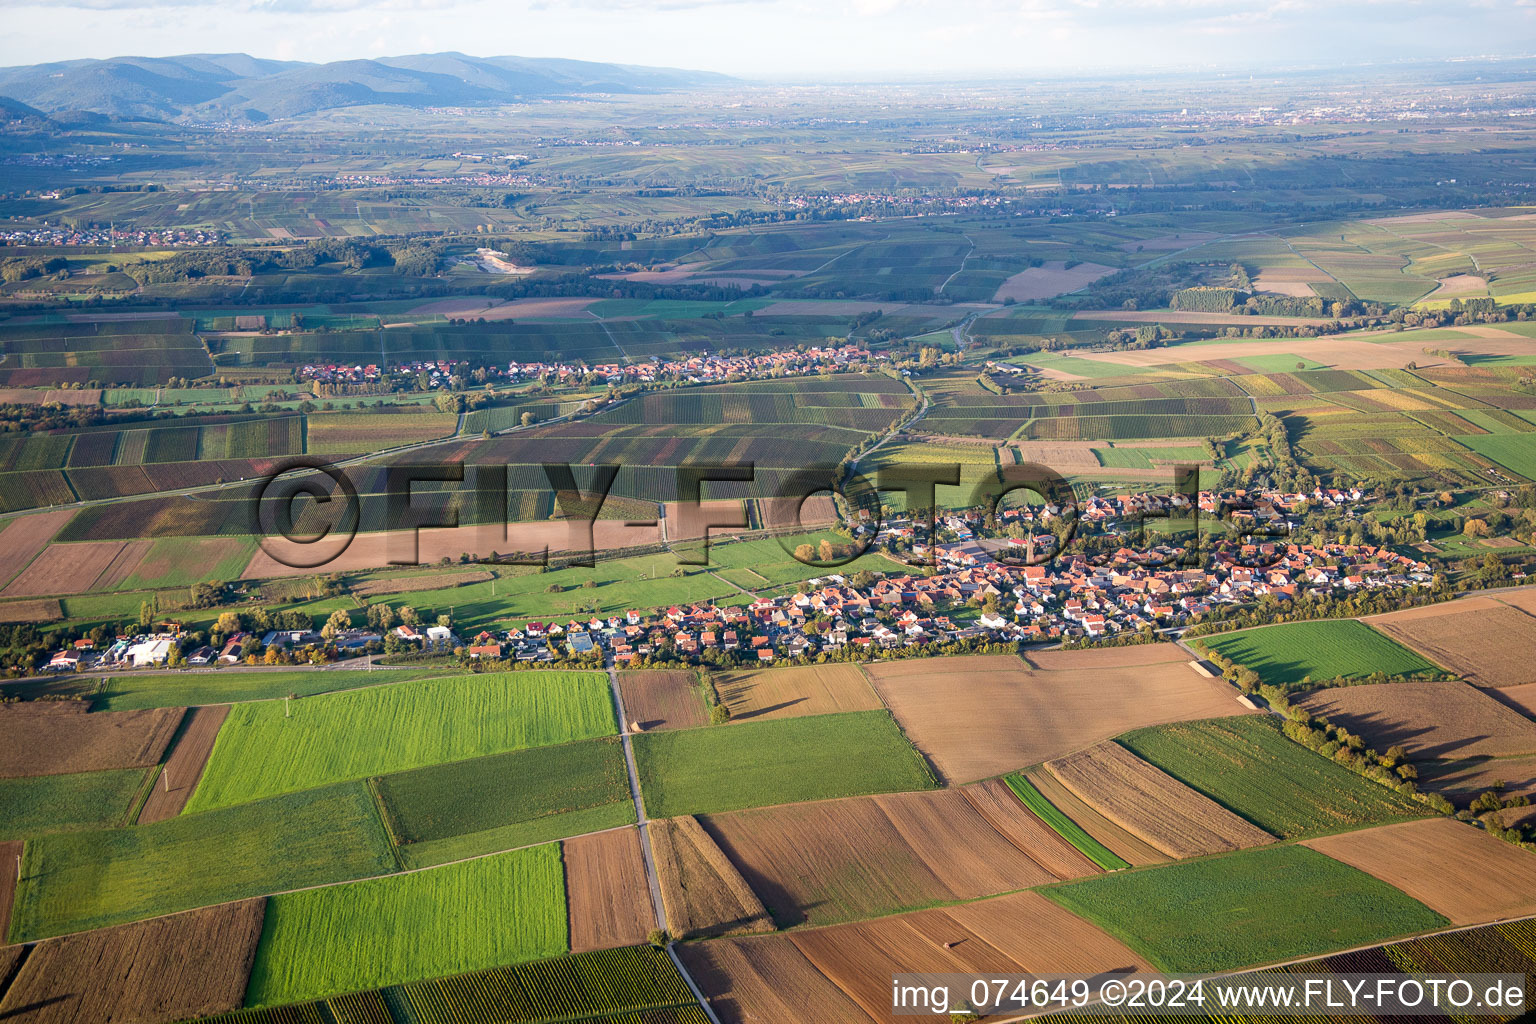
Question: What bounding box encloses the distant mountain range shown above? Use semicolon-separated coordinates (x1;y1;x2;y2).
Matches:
0;52;734;123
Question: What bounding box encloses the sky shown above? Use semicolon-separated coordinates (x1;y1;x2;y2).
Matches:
0;0;1532;79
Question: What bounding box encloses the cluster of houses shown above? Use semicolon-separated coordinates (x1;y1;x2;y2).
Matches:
45;484;1450;673
444;486;1436;666
2;226;221;247
47;630;183;672
292;345;881;390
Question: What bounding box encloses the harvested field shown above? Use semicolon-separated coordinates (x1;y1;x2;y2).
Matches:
866;650;1247;784
0;704;183;778
1420;755;1536;803
651;815;773;940
1073;310;1334;327
1012;441;1102;471
789;891;1153;1023
676;935;872;1024
1295;681;1536;761
1426;274;1490;298
1046;742;1275;858
0;599;61;622
563;827;654;953
1496;589;1536;617
1252;274;1323;297
713;664;880;722
1021;644;1189;671
618;670;708;731
0;840;18;940
1021;767;1167;866
136;705;230;824
0;899;263;1024
960;778;1101;879
701;788;1083;928
1370;599;1536;687
1303;817;1536;926
993;261;1115;302
351;570;493;597
1;541;127;597
0;510;72;589
1071;335;1465;371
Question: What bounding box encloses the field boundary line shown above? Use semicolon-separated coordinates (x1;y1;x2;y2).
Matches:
988;908;1536;1024
605;653;723;1024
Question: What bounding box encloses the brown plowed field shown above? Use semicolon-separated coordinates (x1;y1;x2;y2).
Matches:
959;778;1100;879
1046;742;1274;858
1303;817;1536;925
1420;755;1536;803
90;539;153;591
1296;681;1536;761
0;840;20;941
136;705;230;824
617;670;708;731
713;664;880;722
1370;599;1536;687
0;944;23;993
867;650;1247;784
676;935;873;1024
1023;767;1168;866
0;510;73;590
704;789;1035;928
650;815;772;940
0;704;183;778
0;898;264;1024
703;788;1084;929
789;891;1152;1023
1491;683;1536;720
1;541;129;598
242;520;662;578
563;827;654;953
0;599;63;623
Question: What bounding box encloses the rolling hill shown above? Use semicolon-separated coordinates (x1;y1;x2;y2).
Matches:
0;51;734;122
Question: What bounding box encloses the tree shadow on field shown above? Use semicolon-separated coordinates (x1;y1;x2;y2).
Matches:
1;996;73;1019
730;697;807;721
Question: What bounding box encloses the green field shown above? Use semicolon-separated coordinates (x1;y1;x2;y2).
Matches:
246;844;568;1006
1196;620;1440;686
201;944;700;1024
632;710;937;818
1043;844;1446;972
94;668;454;711
10;781;395;941
187;671;617;811
0;767;152;840
1003;773;1128;871
1119;717;1429;839
1456;433;1536;480
1237;354;1328;372
375;737;636;869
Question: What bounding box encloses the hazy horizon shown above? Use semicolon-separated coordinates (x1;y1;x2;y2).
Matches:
1;0;1533;81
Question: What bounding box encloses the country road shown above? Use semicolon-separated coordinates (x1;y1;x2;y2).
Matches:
604;653;723;1024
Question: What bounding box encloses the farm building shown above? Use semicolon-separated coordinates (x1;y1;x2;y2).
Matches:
127;637;173;666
